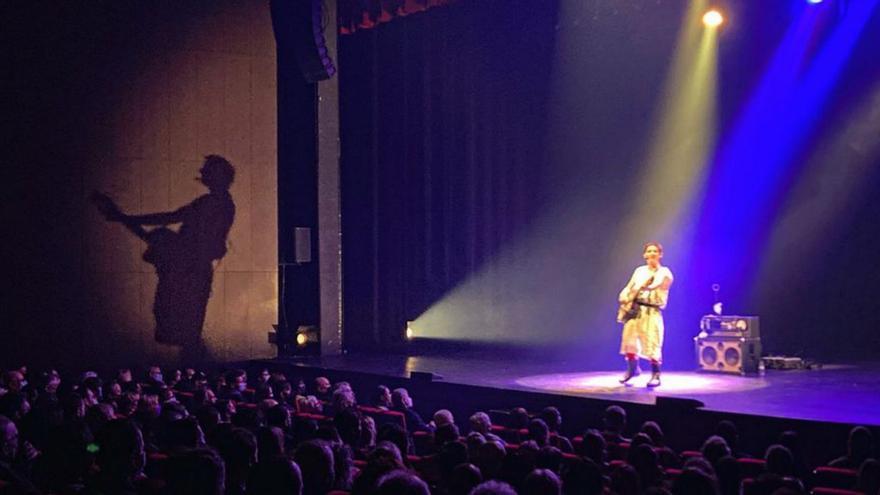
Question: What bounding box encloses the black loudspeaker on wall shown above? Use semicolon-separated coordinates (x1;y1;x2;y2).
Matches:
294;227;312;264
695;336;762;374
270;0;336;82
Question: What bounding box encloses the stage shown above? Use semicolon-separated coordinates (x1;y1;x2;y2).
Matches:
262;345;880;427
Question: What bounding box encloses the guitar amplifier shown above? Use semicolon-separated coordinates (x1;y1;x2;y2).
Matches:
700;315;760;338
695;335;762;374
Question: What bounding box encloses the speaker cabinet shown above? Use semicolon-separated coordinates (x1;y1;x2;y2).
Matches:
695;336;762;374
271;0;336;83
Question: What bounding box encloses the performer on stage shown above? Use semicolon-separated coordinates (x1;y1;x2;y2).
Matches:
618;242;674;387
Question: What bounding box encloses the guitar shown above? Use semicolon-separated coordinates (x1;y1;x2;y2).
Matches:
616;275;654;323
90;191;178;266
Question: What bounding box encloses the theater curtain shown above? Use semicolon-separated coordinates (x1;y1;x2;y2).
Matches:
339;0;560;349
338;0;457;34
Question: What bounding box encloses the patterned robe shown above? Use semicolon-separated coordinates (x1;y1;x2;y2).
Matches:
618;265;674;362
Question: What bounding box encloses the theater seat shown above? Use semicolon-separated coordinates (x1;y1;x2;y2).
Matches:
737;458;767;478
811;488;862;495
358;406;408;431
812;467;858;489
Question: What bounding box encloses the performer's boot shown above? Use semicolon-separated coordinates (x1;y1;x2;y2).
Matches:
647;362;661;388
619;358;641;384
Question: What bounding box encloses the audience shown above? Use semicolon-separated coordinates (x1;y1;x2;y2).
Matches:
0;364;876;495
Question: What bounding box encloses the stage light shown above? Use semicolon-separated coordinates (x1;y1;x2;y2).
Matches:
405;321;414;340
703;10;724;27
806;0;823;4
295;325;319;347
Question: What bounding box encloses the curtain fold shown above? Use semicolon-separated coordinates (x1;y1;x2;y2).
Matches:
339;1;560;348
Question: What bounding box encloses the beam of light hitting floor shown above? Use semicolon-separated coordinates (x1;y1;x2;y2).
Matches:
413;2;718;354
514;371;768;396
612;0;717;269
755;81;880;298
691;1;878;304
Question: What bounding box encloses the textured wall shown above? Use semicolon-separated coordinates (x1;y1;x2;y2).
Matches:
3;1;277;369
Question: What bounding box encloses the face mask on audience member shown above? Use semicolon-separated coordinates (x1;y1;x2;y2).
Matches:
151;373;163;383
237;381;247;392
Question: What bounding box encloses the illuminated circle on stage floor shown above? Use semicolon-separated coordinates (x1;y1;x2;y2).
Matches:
514;371;770;396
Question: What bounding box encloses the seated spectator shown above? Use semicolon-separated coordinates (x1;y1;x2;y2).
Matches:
523;468;562;495
374;385;393;410
329;386;356;415
579;428;608;468
145;365;165;390
466;431;487;460
716;420;751;459
31;420;93;494
434;409;455;428
116;368;133;384
603;405;630;444
391;388;432;432
714;455;741;495
313;377;332;402
246;456;303;495
764;444;795;477
561;457;604;495
295;439;335;495
214;426;257;495
275;380;295;408
536;445;563;473
435;422;462;449
528;418;551;447
629;443;664;492
331;442;355;491
220;369;248;402
640;421;679;467
777;430;808;480
295;395;323;414
2;370;26;396
856;458;880;495
470;480;518;495
360;415;377;451
671;467;718;495
351;441;406;495
701;435;731;467
0;393;31;423
87;419;147;495
450;463;483;495
829;425;874;469
196;406;222;438
104;379;123;405
85;402;115;439
334;407;362;448
438;440;469;476
193;385;218;408
0;414;38;493
378;422;411;458
376;469;431;495
165;447;225;495
253;383;273;403
256;426;285;461
474;440;506;482
470;412;504;445
541;407;574;453
256;368;271;387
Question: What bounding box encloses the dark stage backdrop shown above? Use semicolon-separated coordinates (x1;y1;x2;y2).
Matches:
339;1;880;363
340;1;560;349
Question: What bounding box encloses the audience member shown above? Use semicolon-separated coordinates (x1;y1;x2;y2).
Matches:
391;388;432;432
829;426;874;469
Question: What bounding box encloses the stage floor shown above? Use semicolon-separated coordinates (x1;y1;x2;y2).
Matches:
274;349;880;426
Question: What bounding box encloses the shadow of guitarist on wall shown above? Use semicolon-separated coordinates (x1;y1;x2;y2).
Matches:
92;155;236;362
